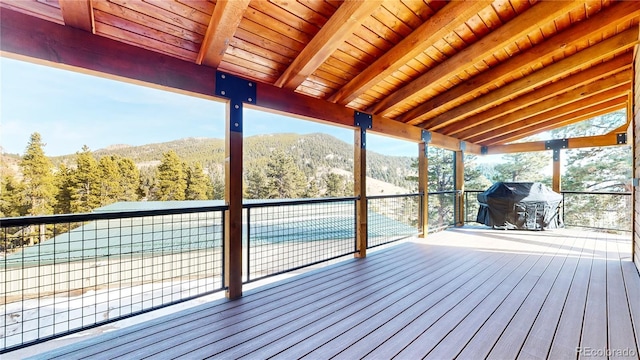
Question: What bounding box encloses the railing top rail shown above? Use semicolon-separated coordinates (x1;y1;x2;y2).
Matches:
561;190;632;196
368;193;422;200
428;190;459;195
0;205;229;228
242;196;358;209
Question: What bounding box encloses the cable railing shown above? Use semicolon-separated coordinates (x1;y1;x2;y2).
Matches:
0;205;227;351
243;197;357;282
367;193;422;248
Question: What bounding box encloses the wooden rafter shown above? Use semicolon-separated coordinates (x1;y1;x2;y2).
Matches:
400;0;640;126
486;132;631;155
59;0;94;33
367;0;581;116
327;0;490;105
196;0;251;67
0;8;480;154
454;70;631;140
274;0;383;91
419;28;638;131
440;54;632;136
479;94;629;145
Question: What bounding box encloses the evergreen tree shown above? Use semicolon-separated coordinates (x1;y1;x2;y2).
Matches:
186;162;212;200
245;168;269;199
464;154;492;191
53;163;73;214
70;146;101;213
116;156;140;201
304;178;320;198
0;175;26;217
20;132;56;215
208;166;225;200
491;152;551;185
155;150;187;201
325;173;346;197
98;155;122;207
265;150;307;199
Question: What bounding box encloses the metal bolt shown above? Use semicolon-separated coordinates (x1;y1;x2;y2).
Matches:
234;123;239;127
221;74;226;79
248;82;253;87
221;90;226;96
235;104;240;109
248;97;253;102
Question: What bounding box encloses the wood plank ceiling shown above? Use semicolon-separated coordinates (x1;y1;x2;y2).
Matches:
1;0;638;148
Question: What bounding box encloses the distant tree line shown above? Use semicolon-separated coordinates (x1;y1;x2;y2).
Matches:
0;133;355;221
0;133;222;219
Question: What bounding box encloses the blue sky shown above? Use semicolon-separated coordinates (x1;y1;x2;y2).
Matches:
1;58;417;157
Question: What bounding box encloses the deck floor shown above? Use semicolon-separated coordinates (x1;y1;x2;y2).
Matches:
17;227;640;359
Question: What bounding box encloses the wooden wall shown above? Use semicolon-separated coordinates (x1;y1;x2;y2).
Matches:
634;48;640;271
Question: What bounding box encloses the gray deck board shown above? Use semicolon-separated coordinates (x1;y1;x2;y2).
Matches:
17;227;638;360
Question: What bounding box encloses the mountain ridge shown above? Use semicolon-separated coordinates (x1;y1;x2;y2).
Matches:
49;133;417;190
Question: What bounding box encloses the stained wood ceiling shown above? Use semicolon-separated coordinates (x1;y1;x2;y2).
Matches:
1;0;638;150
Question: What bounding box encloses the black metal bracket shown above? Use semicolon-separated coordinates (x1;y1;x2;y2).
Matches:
421;130;431;144
421;130;432;157
545;138;568;150
545;139;567;162
215;71;256;133
355;111;372;149
481;146;488;155
617;133;627;145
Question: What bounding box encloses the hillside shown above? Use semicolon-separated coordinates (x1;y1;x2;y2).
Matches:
50;133;417;191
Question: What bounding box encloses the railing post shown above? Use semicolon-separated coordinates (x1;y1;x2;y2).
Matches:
354;112;371;258
454;148;465;226
216;72;256;300
418;133;429;237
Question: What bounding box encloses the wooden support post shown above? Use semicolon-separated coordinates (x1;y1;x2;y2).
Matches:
354;112;371;258
552;149;561;193
217;72;256;300
418;142;429;237
225;122;243;299
455;150;465;226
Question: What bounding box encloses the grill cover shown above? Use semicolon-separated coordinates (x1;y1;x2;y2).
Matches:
476;182;563;230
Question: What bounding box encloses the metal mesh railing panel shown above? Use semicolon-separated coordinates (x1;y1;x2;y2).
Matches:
428;192;455;232
245;199;356;282
562;192;631;232
367;194;421;248
1;209;225;351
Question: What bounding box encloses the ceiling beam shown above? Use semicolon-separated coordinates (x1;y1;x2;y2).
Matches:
400;0;640;126
419;28;638;130
59;0;94;33
485;132;630;155
0;8;478;154
479;95;628;145
367;0;581;116
438;54;632;135
274;0;383;91
454;70;631;140
196;0;251;67
327;0;491;105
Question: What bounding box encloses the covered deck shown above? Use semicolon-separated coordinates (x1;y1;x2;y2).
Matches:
2;0;640;357
13;227;639;359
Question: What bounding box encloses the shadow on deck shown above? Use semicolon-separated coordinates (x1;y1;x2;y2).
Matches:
9;227;640;359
